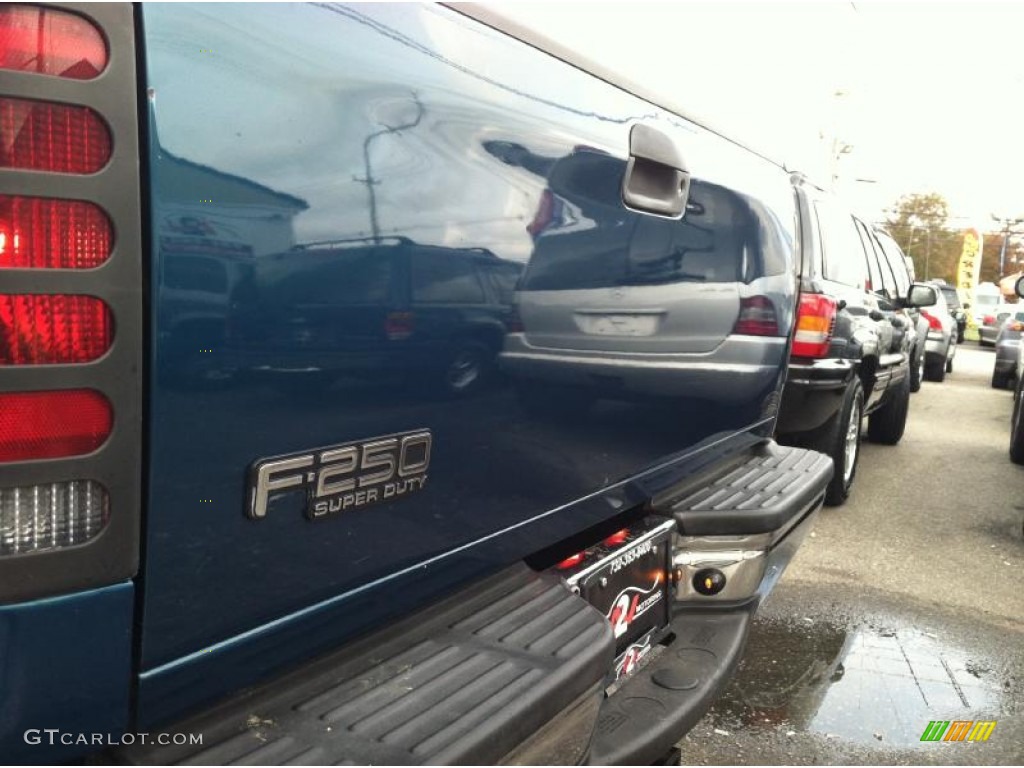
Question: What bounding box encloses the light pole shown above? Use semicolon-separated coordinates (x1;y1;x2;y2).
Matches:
991;214;1024;279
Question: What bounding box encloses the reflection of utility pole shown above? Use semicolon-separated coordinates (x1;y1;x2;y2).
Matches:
353;92;425;242
991;214;1024;278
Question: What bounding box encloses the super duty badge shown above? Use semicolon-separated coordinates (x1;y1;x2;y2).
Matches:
247;430;431;520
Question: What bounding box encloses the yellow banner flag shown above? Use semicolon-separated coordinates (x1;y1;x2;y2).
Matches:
956;228;983;320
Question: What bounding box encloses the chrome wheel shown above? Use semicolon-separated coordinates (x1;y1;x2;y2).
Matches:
446;350;481;391
843;398;861;484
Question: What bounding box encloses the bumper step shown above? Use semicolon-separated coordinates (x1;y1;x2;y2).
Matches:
664;441;833;536
117;564;612;766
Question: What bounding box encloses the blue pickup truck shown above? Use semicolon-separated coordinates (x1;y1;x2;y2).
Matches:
0;3;834;763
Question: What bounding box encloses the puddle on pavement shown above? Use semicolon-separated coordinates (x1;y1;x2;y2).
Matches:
708;618;1013;747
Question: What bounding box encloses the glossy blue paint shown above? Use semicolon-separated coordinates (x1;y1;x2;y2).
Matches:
138;3;797;724
0;582;133;763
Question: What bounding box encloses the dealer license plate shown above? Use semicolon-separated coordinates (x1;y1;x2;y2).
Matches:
566;518;675;681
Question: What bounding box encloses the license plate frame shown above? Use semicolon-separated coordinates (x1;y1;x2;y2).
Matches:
567;518;675;681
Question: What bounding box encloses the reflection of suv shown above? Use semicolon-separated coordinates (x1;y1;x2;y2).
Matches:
934;281;967;343
776;178;936;505
230;238;521;396
502;149;794;417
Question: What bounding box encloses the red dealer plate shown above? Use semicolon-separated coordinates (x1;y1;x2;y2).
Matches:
567;517;675;681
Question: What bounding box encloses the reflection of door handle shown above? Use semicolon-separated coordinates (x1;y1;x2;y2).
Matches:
622;123;689;218
869;309;885;321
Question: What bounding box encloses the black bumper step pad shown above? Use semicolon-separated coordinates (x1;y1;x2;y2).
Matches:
666;441;833;536
118;564;613;766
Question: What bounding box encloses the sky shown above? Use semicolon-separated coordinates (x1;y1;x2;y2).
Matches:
489;1;1024;231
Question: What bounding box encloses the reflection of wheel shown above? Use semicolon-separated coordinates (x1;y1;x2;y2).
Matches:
868;371;909;445
806;378;863;507
924;352;946;382
1010;389;1024;465
909;344;924;393
441;341;491;397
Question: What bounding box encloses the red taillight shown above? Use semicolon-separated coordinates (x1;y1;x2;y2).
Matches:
0;97;111;173
527;189;555;238
603;528;629;547
921;310;943;331
0;5;107;79
734;295;779;336
555;551;585;570
0;294;113;364
984;314;996;326
791;293;837;358
0;195;112;269
0;389;112;461
384;311;415;341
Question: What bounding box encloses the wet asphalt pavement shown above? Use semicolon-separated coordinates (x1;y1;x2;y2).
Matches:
678;345;1024;765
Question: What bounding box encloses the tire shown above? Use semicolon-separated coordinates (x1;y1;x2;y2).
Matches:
945;350;954;374
440;340;491;397
867;371;910;445
924;353;946;382
909;344;924;393
1011;388;1024;465
805;378;864;507
992;369;1011;389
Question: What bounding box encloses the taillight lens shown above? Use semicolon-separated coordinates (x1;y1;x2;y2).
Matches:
555;551;585;570
0;389;112;462
384;311;415;341
0;97;111;173
0;5;107;79
921;310;943;332
984;314;996;326
791;293;837;358
1;479;109;555
527;189;556;238
603;528;629;547
0;195;112;269
0;294;113;364
734;295;779;336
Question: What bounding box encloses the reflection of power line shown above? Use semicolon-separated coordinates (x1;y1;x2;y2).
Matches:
353;92;425;243
318;3;656;126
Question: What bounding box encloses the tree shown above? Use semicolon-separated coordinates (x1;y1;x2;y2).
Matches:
884;193;960;282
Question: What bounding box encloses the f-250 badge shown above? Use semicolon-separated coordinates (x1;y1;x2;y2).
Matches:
247;429;431;520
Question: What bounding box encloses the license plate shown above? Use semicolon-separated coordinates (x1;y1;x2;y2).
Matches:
566;518;675;680
574;313;660;337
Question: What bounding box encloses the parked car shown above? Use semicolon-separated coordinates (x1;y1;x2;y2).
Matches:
921;283;959;381
0;3;833;764
979;303;1022;347
875;229;930;392
775;178;937;506
991;309;1024;389
1008;278;1024;465
933;280;967;343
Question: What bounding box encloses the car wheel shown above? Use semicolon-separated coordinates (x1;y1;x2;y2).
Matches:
924;353;946;382
909;344;924;393
807;378;863;507
1010;388;1024;465
441;341;491;397
945;354;953;374
867;370;910;445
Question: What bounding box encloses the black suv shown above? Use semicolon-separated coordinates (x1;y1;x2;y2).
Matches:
776;178;937;505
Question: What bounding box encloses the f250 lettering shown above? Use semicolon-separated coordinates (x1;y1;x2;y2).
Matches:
247;430;432;520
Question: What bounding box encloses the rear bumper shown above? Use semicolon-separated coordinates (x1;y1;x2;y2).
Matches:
775;357;854;435
500;335;785;403
924;335;951;358
979;326;1000;344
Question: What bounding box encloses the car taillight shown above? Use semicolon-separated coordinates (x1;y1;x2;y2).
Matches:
0;5;107;79
0;195;113;269
734;295;779;336
0;389;112;462
604;528;629;547
921;310;943;332
527;189;555;238
984;314;996;326
1;480;109;555
555;551;586;570
0;97;111;173
384;311;415;341
791;293;837;358
0;294;113;364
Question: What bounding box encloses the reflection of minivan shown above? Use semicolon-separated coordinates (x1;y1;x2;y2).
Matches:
232;238;521;395
502;148;794;417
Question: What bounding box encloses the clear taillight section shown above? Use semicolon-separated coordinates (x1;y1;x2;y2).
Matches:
791;293;838;358
0;5;107;79
733;295;780;336
0;294;112;364
0;195;113;269
0;389;112;462
0;97;111;173
0;480;109;555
